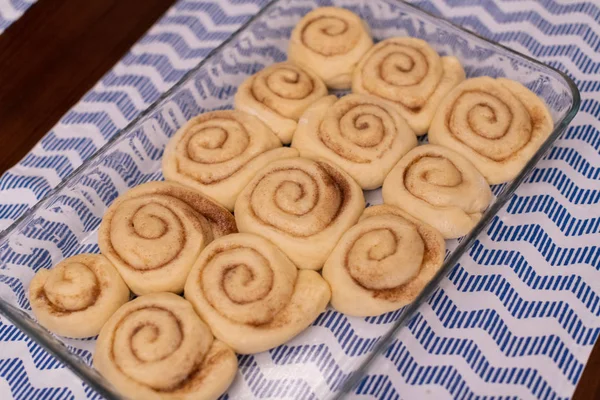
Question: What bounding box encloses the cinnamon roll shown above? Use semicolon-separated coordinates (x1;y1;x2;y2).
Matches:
382;145;492;239
288;7;373;89
94;292;238;400
28;254;129;338
323;205;445;316
428;77;554;184
98;181;237;295
162;109;297;210
184;233;331;354
352;37;465;135
234;62;328;144
292;93;417;189
234;156;365;270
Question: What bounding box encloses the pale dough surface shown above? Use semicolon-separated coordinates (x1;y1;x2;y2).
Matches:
428;76;554;184
352;37;465;135
382;145;492;239
323;205;445;316
98;181;236;295
185;233;331;354
292;93;417;189
94;292;238;400
234;62;328;144
29;254;130;338
234;156;365;270
162;110;296;210
288;7;373;89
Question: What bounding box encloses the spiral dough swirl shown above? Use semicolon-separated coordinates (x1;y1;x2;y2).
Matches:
28;254;129;338
185;233;331;354
429;77;554;184
234;157;365;270
352;37;465;135
94;293;238;400
234;62;328;144
382;145;492;239
98;181;237;295
292;93;417;189
163;110;297;210
288;7;373;89
323;205;445;316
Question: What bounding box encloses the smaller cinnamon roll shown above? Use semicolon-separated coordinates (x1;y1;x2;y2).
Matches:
323;205;445;316
428;77;554;184
184;233;331;354
382;145;492;239
98;181;237;295
94;292;238;400
234;62;328;144
234;156;365;270
292;93;417;189
288;7;373;89
163;110;298;210
352;37;465;135
28;254;129;338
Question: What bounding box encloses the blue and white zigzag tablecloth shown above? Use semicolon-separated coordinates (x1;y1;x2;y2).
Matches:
0;0;598;399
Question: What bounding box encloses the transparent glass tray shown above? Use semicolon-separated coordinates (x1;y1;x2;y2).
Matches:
0;0;579;399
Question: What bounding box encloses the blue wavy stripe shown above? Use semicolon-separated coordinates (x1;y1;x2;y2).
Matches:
0;359;73;400
468;241;600;314
427;290;585;381
486;217;600;267
506;194;599;236
525;168;600;205
425;0;600;49
446;268;600;345
409;314;570;396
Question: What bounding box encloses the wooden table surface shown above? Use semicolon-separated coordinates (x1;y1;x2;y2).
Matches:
0;0;596;399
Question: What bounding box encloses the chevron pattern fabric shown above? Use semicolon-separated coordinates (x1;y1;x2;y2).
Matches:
0;0;36;33
0;0;598;399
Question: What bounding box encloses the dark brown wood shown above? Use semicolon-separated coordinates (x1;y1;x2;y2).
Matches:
0;0;599;399
0;0;176;174
573;336;600;400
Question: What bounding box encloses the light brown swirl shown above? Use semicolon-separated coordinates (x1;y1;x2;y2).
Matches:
234;62;328;144
98;181;236;295
352;37;465;135
94;293;238;400
288;7;373;89
429;77;554;184
184;233;331;354
28;254;129;338
163;110;296;210
382;144;492;239
292;93;417;189
234;156;365;270
323;205;445;316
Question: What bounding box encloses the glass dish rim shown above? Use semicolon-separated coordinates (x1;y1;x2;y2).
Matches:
0;0;581;399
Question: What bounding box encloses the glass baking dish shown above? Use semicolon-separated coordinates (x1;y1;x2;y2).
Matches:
0;0;580;398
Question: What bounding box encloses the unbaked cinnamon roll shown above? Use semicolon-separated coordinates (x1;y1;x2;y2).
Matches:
292;93;417;189
323;205;445;316
234;156;365;270
352;37;465;135
234;62;328;144
94;292;238;400
98;181;237;295
382;145;492;239
28;254;129;338
288;7;373;89
184;233;330;354
428;77;554;184
162;109;297;210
